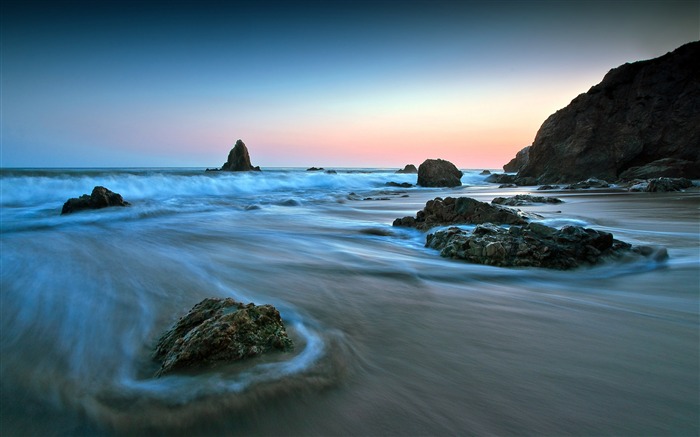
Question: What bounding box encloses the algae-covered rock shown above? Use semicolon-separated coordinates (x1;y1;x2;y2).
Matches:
153;297;293;377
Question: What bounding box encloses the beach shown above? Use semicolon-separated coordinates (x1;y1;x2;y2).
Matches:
1;168;698;435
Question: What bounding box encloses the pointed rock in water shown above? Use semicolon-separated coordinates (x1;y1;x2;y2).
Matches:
221;139;261;171
61;186;130;215
426;223;667;269
396;164;418;174
153;297;293;377
417;159;463;187
393;196;528;231
502;145;530;173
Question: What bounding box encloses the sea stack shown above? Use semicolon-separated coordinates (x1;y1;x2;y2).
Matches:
221;139;261;171
509;41;700;184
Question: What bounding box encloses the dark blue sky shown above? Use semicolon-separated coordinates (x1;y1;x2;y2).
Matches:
2;1;698;167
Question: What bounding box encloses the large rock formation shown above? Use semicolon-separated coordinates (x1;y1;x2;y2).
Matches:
221;139;261;171
61;186;130;215
426;223;667;270
393;196;527;231
514;41;700;184
417;159;463;187
503;146;530;173
153;297;293;377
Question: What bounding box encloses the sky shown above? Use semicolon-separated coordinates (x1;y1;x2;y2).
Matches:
1;0;698;169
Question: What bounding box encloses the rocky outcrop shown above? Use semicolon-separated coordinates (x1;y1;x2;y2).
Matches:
426;223;667;270
514;41;700;183
306;167;324;171
221;139;261;171
628;177;694;192
491;194;562;206
484;173;516;185
503;146;530;172
417;159;463;187
61;186;130;214
393;196;528;231
396;164;418;174
153;297;293;377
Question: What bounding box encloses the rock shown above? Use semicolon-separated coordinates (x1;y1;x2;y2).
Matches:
480;170;491;175
61;186;130;215
153;297;293;377
417;159;463;187
514;176;538;186
426;223;666;270
396;164;418;174
537;185;560;190
503;145;530;172
491;194;563;206
221;139;261;171
564;178;610;190
325;170;337;174
499;184;518;188
514;42;700;183
306;167;324;171
392;196;528;231
618;158;698;180
628;177;694;192
386;182;413;188
484;173;516;184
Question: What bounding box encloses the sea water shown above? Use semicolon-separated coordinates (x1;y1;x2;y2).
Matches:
1;168;698;435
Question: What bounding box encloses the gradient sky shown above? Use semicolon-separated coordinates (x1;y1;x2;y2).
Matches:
2;0;698;169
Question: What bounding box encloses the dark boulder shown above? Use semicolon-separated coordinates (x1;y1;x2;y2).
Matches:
396;164;418;174
480;170;491;175
393;196;528;231
61;186;130;215
417;159;463;187
426;223;667;270
503;145;530;172
491;194;563;206
153;297;293;377
221;139;261;171
386;182;413;188
514;41;700;183
306;167;324;171
485;173;516;185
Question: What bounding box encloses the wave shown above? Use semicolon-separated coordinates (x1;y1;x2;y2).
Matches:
0;168;493;208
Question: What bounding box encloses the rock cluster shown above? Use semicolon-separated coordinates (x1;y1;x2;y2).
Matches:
511;41;700;183
417;159;463;187
491;194;562;206
563;178;610;190
393;196;527;231
628;177;694;192
153;297;293;377
426;223;667;270
61;186;130;215
221;139;261;172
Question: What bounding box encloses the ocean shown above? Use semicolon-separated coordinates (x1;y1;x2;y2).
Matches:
1;168;698;436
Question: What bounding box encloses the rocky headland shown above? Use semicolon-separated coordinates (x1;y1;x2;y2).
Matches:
505;41;699;184
153;297;293;377
61;186;130;215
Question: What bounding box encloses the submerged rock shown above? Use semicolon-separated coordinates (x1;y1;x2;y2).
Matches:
396;164;418;174
393;196;528;231
153;297;293;377
221;139;261;171
484;173;516;185
61;186;130;215
426;223;667;270
417;159;463;187
491;194;563;206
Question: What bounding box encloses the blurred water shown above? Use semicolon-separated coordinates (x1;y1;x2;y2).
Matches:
1;168;698;435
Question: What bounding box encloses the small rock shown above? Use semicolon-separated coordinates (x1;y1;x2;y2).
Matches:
61;186;130;215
